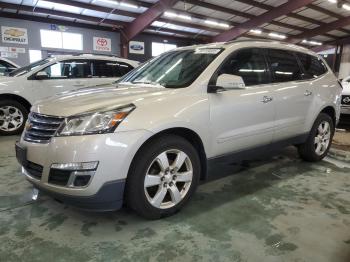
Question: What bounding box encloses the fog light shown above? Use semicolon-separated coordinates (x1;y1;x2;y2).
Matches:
51;161;99;171
49;161;98;188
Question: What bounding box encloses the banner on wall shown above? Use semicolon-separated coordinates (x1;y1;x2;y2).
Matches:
1;52;18;58
129;41;145;54
1;26;28;45
93;37;111;52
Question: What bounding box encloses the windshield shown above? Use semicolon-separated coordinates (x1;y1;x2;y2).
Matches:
118;48;223;88
9;58;51;77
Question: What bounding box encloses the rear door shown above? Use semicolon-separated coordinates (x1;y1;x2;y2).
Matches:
266;49;312;141
90;60;134;86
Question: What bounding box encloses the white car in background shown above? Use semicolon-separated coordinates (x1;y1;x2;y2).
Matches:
0;57;19;76
0;54;139;135
341;76;350;114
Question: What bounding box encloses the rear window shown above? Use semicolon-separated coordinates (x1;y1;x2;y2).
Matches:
267;49;303;83
296;53;328;79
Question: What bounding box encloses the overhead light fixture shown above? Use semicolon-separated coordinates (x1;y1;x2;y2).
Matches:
164;11;191;20
268;32;286;39
178;14;192;20
302;39;322;46
250;29;262;34
120;2;138;9
343;3;350;10
205;20;229;28
97;0;119;6
327;0;337;3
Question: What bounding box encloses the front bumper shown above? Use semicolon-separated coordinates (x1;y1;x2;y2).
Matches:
16;130;153;211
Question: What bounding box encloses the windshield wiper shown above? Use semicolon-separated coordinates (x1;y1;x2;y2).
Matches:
132;80;165;88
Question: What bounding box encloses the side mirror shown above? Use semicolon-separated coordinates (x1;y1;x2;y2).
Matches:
208;74;245;93
35;71;49;80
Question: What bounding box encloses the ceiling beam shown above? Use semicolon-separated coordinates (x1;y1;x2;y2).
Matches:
0;11;118;32
42;0;221;34
212;0;314;42
0;2;127;28
122;0;180;41
225;0;350;36
291;15;350;44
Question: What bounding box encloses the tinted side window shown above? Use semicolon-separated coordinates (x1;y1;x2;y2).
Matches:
42;60;91;79
0;61;16;75
92;60;134;78
118;62;134;76
296;53;327;79
267;49;303;83
218;48;270;86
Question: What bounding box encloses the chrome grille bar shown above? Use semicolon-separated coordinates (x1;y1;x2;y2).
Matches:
24;112;65;143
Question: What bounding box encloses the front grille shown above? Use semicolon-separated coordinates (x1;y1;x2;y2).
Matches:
24;113;64;143
342;95;350;105
24;161;43;180
48;169;71;186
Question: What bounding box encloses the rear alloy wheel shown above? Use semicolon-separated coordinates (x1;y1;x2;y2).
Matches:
314;121;331;156
298;113;334;162
0;100;28;136
126;135;200;219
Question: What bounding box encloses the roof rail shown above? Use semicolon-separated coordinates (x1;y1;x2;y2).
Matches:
72;53;121;58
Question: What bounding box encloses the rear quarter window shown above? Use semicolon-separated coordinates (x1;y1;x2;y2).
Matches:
296;53;328;79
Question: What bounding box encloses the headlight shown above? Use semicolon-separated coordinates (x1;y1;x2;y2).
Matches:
56;104;135;136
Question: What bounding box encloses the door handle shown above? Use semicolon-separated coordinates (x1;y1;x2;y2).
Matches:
73;83;85;87
261;96;273;103
304;90;313;96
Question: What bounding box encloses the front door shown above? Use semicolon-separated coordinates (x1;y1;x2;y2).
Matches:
209;48;275;157
30;59;92;100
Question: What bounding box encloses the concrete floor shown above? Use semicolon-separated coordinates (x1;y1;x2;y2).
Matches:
0;135;349;262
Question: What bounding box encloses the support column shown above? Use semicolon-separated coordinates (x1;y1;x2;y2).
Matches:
338;44;350;79
120;33;128;58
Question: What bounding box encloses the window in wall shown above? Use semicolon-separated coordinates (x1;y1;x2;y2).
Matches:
40;60;91;79
218;48;270;86
29;50;42;63
40;30;83;50
296;53;328;79
152;42;177;57
267;49;303;83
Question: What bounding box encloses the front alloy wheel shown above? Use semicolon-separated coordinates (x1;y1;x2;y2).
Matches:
0;106;24;132
0;100;28;136
126;135;200;219
144;149;193;209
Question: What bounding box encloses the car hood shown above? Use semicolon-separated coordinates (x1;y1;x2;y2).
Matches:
33;84;173;116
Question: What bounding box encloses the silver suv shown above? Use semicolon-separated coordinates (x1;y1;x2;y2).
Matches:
16;40;342;219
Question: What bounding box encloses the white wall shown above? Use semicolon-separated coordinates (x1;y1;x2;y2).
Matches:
0;17;120;66
339;45;350;80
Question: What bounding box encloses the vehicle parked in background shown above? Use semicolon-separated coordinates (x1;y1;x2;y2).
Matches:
0;54;139;135
16;40;341;219
341;76;350;114
0;57;19;76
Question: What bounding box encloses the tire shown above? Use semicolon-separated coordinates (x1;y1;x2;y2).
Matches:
298;113;334;162
0;100;28;136
125;135;201;219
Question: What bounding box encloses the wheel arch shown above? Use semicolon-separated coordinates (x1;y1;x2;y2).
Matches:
320;106;336;126
129;127;208;181
0;93;32;112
